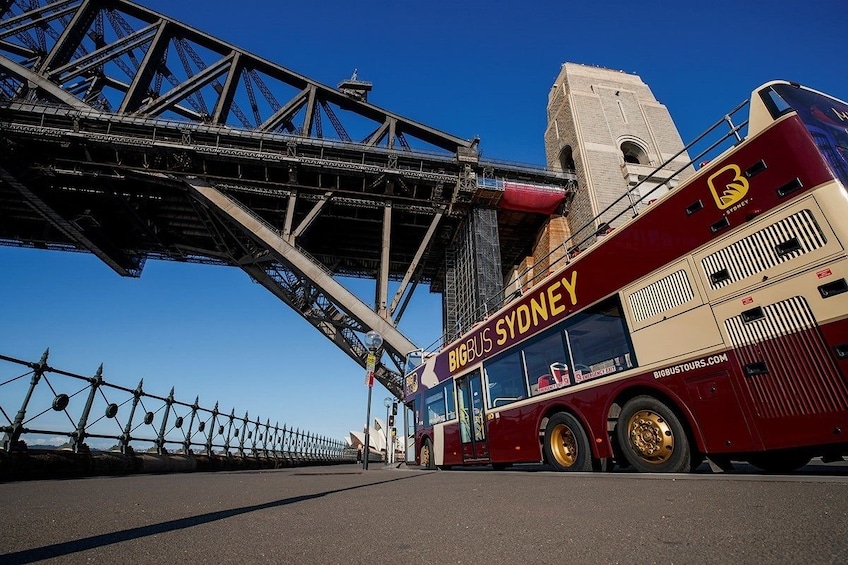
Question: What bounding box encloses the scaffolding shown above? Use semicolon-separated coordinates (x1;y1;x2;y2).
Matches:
443;208;503;343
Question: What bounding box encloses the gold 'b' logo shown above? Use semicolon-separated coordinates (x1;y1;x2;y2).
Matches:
708;164;749;210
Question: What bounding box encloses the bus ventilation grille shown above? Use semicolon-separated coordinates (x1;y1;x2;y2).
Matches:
628;269;694;322
702;209;826;290
725;296;848;418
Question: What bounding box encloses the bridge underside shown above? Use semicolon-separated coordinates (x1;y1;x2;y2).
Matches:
0;0;576;396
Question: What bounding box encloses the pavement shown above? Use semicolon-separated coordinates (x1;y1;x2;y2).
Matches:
1;462;847;564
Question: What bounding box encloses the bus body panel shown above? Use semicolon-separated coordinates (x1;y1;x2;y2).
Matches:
486;403;546;463
676;369;759;453
441;421;464;466
433;424;445;466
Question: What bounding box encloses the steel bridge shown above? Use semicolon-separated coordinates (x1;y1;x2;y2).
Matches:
0;0;576;397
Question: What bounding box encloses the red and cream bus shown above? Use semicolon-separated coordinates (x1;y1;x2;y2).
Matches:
403;81;848;473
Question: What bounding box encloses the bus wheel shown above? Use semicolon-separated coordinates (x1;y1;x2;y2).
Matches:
616;396;692;473
543;412;593;471
420;438;435;470
749;451;812;473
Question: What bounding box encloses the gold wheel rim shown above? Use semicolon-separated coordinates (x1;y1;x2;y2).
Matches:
550;423;578;468
421;443;430;467
627;409;674;464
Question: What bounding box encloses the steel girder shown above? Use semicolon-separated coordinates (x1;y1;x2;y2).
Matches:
186;177;413;395
0;0;473;152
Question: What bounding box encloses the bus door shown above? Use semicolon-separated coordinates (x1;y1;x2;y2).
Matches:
456;369;490;462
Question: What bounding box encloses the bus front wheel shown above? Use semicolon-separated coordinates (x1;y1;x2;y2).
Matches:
420;438;435;470
616;396;692;473
543;412;593;472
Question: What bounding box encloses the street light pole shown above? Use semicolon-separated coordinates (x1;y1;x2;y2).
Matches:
362;330;382;470
384;397;392;464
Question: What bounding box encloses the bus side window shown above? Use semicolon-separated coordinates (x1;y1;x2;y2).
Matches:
483;351;527;408
565;296;636;385
523;331;571;396
422;380;458;426
445;381;457;421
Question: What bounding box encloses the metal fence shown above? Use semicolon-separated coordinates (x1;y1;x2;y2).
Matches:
0;349;356;478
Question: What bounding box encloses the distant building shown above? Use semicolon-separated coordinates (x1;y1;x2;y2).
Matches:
347;418;386;455
348;417;400;459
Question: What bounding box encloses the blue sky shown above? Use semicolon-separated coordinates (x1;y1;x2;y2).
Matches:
1;0;846;443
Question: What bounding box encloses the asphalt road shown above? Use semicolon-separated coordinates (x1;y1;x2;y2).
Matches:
1;462;847;564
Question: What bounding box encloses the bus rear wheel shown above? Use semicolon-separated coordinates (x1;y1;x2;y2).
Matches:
543;412;593;472
616;396;692;473
420;438;435;470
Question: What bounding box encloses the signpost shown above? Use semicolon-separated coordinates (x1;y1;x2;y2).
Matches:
362;332;382;470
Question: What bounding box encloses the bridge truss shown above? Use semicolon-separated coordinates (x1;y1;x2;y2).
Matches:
0;0;575;397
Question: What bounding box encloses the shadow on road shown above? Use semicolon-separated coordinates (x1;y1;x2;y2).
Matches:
0;472;428;564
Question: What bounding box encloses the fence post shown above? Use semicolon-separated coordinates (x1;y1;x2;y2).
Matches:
156;387;174;455
263;419;270;459
206;402;219;456
224;408;235;454
184;396;199;454
2;349;49;451
294;428;301;462
70;364;104;453
272;422;280;462
249;415;258;456
120;379;144;454
238;411;248;457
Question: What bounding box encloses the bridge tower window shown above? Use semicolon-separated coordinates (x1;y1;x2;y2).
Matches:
621;141;649;165
559;145;576;171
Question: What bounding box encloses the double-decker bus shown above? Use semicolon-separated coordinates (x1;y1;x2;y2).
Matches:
403;81;848;473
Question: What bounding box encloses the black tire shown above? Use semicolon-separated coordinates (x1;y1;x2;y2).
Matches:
420;438;435;470
491;463;510;471
749;451;812;473
543;412;593;472
616;395;692;473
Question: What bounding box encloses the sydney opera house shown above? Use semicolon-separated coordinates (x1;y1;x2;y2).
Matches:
347;417;404;462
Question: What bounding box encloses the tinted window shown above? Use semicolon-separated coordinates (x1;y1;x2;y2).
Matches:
423;380;456;427
484;351;527;408
565;297;635;384
524;331;572;397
